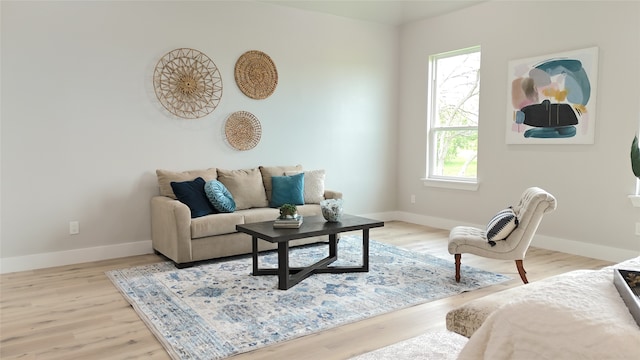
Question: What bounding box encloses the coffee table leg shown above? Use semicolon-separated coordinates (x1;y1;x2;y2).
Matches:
329;234;337;258
278;242;290;290
362;229;370;272
252;236;259;275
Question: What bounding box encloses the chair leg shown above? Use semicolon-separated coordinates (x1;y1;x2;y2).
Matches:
454;254;461;283
515;259;528;284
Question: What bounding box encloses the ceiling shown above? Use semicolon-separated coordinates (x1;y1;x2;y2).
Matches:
261;0;486;26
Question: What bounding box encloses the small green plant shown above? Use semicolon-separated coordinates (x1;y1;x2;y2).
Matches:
279;204;298;218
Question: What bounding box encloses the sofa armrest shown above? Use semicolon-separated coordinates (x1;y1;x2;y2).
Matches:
150;196;193;264
324;190;343;200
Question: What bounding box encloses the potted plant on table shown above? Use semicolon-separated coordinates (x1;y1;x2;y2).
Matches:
279;204;298;219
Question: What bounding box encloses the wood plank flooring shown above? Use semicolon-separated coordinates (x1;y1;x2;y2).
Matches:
0;221;614;359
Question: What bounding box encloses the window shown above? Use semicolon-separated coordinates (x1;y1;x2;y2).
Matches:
426;46;480;185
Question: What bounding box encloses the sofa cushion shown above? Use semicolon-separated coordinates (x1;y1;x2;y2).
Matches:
170;177;217;218
259;165;303;203
157;168;217;199
204;180;236;213
191;212;244;238
294;204;323;218
486;207;519;245
270;173;305;207
240;207;282;224
217;167;268;210
285;169;326;204
239;207;322;227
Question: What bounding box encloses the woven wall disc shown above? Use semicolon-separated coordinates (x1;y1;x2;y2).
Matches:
153;48;222;119
224;111;262;151
234;50;278;100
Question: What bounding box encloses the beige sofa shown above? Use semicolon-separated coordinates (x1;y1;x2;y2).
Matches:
151;165;342;267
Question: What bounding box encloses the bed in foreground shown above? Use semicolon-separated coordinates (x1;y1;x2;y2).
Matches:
448;256;640;359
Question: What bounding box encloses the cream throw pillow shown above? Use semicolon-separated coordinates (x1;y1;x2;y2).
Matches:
285;169;326;204
217;168;268;210
156;168;217;199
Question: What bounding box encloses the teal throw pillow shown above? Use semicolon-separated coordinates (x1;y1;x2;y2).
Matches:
170;177;217;218
270;173;305;208
204;180;236;213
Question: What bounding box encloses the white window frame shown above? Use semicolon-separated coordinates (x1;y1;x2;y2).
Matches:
424;46;481;191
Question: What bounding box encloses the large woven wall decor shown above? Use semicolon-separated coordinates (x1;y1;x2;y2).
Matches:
234;50;278;99
224;111;262;151
153;48;222;119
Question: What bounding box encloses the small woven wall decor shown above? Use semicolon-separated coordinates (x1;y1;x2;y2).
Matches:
234;50;278;99
224;111;262;151
153;48;223;119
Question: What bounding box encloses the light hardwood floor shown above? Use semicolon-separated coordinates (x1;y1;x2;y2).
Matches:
1;221;614;360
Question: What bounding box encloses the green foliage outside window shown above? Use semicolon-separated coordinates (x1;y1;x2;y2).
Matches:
429;47;480;181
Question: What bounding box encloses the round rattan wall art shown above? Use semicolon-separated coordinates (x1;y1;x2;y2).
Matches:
234;50;278;100
224;111;262;151
153;48;222;119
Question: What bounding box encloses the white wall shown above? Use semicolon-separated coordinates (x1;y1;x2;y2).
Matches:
3;0;639;273
0;1;398;271
398;1;640;260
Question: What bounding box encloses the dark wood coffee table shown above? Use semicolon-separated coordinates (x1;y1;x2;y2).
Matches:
236;214;384;290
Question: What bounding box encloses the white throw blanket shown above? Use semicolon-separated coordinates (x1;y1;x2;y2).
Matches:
458;258;640;360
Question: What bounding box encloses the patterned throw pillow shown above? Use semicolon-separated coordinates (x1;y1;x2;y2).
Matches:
270;173;305;208
170;177;217;218
204;180;236;213
486;207;519;246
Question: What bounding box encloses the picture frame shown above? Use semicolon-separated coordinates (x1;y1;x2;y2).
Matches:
506;47;599;144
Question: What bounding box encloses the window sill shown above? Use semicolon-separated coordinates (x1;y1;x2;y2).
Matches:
421;178;479;191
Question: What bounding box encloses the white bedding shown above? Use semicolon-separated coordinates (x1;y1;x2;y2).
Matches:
458;257;640;359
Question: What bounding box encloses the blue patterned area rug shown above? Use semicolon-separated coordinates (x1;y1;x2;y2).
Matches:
107;236;509;360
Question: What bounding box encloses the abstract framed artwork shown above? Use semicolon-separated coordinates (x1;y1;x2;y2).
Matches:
506;47;598;144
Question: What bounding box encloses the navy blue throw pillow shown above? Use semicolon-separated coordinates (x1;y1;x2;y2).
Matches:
170;177;217;218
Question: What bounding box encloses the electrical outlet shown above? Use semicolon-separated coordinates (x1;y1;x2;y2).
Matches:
410;195;416;204
69;221;79;235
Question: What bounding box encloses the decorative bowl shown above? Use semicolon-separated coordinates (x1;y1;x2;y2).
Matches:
320;199;343;222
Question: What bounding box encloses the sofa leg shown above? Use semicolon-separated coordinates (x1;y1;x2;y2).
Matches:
175;262;196;269
515;259;528;284
454;254;461;283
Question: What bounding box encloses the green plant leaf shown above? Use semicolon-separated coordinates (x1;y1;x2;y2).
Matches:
631;135;640;178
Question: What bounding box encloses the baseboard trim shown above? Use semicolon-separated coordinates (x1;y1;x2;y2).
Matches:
0;240;153;274
2;212;637;274
531;235;639;263
387;211;638;263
